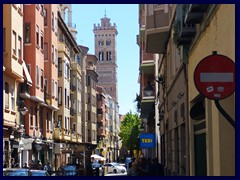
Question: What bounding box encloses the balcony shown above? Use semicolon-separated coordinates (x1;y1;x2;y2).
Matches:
98;127;106;137
58;42;70;58
53;128;62;140
173;5;196;46
141;77;155;119
62;128;71;141
71;61;81;74
20;82;30;99
71;132;77;142
184;4;209;24
70;108;76;116
145;4;171;53
97;114;103;122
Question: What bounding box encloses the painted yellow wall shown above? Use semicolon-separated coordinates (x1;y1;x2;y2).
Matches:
188;5;235;176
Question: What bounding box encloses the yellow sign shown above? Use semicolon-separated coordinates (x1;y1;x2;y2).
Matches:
142;138;152;143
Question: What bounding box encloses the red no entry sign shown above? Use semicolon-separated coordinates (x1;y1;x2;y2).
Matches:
194;54;235;100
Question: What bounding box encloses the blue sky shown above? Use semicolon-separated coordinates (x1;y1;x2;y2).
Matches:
72;4;140;115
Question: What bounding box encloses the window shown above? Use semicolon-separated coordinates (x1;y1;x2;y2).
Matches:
106;40;111;46
73;123;76;132
5;83;9;109
52;12;54;31
36;66;39;86
40;70;44;89
57;115;62;128
65;117;67;129
58;58;62;76
67;90;70;108
78;100;81;114
30;107;33;126
58;87;62;105
55;48;58;64
88;111;91;121
52;45;54;63
40;4;44;15
44;43;48;59
106;52;112;61
44;78;48;93
55;81;58;99
64;62;67;78
12;31;16;55
18;36;22;59
35;107;38;127
87;76;91;86
36;25;39;46
98;52;104;61
25;23;30;43
52;79;54;97
40;31;43;49
55;16;58;34
44;9;47;26
98;40;104;46
65;88;67;106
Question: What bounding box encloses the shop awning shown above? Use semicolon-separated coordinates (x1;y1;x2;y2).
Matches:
22;61;32;86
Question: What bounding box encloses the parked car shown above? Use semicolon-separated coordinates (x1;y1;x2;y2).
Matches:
103;162;126;174
3;168;31;176
30;169;50;176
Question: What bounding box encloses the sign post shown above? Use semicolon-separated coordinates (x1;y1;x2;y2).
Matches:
194;51;235;129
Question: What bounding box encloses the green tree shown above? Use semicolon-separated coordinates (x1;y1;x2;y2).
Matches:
119;111;141;155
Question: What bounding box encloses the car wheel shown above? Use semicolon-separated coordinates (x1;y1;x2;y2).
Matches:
113;169;117;174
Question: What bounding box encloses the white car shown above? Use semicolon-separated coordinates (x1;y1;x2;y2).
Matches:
103;162;127;174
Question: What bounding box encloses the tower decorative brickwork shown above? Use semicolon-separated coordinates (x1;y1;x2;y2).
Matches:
93;15;118;101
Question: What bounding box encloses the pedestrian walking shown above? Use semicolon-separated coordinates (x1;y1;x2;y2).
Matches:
23;162;30;169
11;158;15;168
44;161;52;175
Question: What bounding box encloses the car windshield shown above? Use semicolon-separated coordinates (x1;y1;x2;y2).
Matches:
111;163;119;166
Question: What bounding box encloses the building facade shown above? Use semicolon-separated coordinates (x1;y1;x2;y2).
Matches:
3;4;28;168
139;4;235;176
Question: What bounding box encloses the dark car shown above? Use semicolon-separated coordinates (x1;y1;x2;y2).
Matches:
3;168;31;176
30;169;50;176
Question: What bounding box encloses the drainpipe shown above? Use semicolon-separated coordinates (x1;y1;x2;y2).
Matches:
183;46;190;176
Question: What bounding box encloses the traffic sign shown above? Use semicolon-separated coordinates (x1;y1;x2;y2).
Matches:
194;54;235;100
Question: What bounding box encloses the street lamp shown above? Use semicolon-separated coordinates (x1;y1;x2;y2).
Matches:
19;99;28;115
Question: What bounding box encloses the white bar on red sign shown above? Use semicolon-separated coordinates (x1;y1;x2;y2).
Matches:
200;73;233;82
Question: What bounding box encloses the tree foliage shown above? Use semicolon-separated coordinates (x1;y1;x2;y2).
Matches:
119;111;141;152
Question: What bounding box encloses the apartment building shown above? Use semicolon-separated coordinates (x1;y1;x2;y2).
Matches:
53;10;81;167
85;54;98;156
96;86;107;159
22;4;47;166
3;4;29;168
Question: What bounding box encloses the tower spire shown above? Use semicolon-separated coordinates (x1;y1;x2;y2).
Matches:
104;9;106;17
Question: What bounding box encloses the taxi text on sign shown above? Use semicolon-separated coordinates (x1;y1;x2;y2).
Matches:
140;133;155;148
